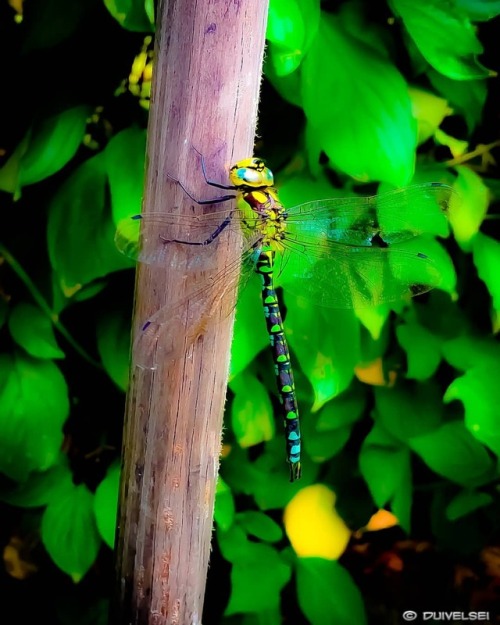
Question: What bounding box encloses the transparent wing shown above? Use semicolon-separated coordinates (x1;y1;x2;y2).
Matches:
115;208;259;267
132;245;259;369
115;183;455;265
119;181;457;364
277;183;456;308
276;240;443;308
285;183;456;245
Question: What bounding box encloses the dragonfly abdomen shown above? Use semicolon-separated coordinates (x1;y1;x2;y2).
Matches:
256;248;302;481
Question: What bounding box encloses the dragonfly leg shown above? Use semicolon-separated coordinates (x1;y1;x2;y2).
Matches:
167;172;236;205
159;212;235;246
166;146;237;204
191;145;237;192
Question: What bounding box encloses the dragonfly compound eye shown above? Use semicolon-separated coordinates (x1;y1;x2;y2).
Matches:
230;158;275;188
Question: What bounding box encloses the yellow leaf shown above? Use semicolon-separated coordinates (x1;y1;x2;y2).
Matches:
355;305;389;341
284;484;351;559
435;128;469;158
364;509;399;532
354;358;396;387
449;166;489;252
3;537;37;580
409;87;453;144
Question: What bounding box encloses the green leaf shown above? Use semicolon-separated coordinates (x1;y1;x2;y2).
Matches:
409;421;496;486
359;423;412;509
396;320;442;380
445;489;493;521
0;353;69;481
253;456;311;509
230;275;269;379
315;390;366;432
19;106;91;188
218;523;252;563
103;0;154;31
390;0;495;79
301;13;416;185
448;167;489;252
266;0;320;76
414;291;466;341
430;488;487;556
42;482;101;581
222;443;305;512
403;236;456;298
144;0;155;24
104;126;147;224
390;473;412;533
252;446;316;500
264;53;303;108
237;511;283;543
307;421;352;463
455;0;500;20
427;70;487;132
284;299;360;411
237;615;281;625
389;237;457;299
21;0;91;52
444;363;500;457
96;308;131;391
409;87;453;145
356;306;391;346
229;372;275;449
0;139;27;194
303;390;365;462
296;558;367;625
378;185;453;242
51;279;108;318
94;461;120;549
71;280;108;304
225;543;291;615
472;232;500;311
375;382;442;441
55;597;109;625
0;298;8;329
8;302;65;360
442;335;500;371
278;172;349;207
214;477;236;531
0;461;72;507
47;152;131;295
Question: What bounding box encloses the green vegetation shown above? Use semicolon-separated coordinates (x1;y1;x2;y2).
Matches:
1;0;499;623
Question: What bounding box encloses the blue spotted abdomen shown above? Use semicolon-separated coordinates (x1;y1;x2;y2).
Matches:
255;248;301;481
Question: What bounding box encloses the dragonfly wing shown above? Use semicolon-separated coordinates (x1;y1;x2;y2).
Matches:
115;209;258;267
285;183;456;244
377;183;456;242
276;239;444;309
133;244;259;369
278;182;456;308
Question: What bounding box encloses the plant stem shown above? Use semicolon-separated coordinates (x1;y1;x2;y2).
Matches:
113;0;269;623
0;243;103;369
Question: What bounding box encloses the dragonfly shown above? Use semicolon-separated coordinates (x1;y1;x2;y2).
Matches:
115;153;455;481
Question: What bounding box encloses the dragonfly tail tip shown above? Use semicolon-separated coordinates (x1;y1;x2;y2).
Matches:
289;462;302;482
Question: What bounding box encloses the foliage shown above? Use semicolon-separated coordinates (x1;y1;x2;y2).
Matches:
1;0;500;623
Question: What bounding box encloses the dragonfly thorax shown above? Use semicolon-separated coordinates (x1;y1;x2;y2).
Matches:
242;188;288;247
229;158;274;189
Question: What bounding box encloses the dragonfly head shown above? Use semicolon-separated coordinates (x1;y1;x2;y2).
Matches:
229;158;274;189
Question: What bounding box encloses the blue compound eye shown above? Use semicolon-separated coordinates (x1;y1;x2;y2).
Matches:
265;169;274;184
229;159;274;188
237;168;260;184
